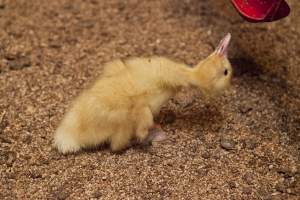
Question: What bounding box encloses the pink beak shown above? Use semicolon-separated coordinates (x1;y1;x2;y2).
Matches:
215;33;231;57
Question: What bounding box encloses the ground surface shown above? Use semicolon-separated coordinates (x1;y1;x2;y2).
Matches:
0;0;299;199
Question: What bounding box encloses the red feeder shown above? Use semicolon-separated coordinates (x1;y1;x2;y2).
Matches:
230;0;290;22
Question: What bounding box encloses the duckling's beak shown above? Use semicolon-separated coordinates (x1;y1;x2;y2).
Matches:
215;33;231;57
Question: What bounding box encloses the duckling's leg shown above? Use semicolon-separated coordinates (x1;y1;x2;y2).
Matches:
134;106;154;142
110;126;133;152
145;124;166;143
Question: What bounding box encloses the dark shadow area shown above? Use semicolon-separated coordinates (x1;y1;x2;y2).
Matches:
230;56;262;77
170;104;224;133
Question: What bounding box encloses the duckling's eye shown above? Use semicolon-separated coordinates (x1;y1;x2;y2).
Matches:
224;69;228;76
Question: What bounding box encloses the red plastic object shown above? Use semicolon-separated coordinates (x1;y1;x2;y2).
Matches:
230;0;290;22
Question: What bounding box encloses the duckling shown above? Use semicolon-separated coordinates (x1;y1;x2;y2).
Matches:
54;33;233;154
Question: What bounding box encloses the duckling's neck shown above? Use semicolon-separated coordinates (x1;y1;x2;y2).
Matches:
159;64;198;89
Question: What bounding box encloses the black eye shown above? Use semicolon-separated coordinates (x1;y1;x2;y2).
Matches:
224;69;228;76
